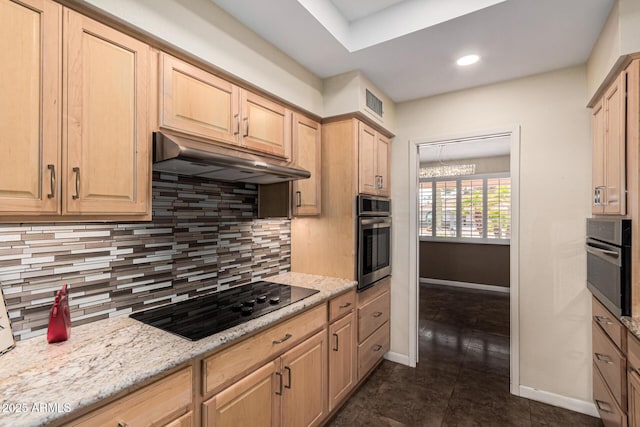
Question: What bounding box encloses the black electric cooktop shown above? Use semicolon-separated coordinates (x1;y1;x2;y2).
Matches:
130;281;319;341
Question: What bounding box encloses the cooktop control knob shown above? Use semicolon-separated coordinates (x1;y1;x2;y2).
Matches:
244;299;256;307
231;303;243;312
241;306;253;316
270;296;280;305
257;295;267;304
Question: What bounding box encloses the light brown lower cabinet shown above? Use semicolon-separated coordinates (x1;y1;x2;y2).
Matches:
203;330;327;427
629;368;640;427
357;279;391;381
328;311;356;411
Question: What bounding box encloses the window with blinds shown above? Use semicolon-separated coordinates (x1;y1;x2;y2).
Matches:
419;174;511;243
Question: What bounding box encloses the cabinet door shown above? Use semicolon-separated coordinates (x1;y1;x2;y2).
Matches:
161;53;239;145
376;133;391;197
603;73;626;215
358;122;378;195
329;313;356;412
202;360;280;427
0;0;61;215
292;114;321;216
281;330;328;427
241;90;291;158
592;99;605;215
63;10;150;215
630;369;640;427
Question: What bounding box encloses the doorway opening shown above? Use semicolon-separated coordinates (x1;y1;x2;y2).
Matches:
408;128;520;395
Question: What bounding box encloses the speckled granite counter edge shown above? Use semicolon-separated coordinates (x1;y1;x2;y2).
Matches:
621;316;640;339
0;272;356;427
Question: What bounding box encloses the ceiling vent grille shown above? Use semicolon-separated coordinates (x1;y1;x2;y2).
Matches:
366;89;383;117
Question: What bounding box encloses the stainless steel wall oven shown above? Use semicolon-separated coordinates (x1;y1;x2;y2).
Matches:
586;218;631;317
357;195;392;291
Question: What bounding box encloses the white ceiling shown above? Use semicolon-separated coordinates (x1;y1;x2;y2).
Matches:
210;0;614;103
419;136;510;162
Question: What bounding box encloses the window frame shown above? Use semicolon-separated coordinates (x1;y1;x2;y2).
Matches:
419;172;511;245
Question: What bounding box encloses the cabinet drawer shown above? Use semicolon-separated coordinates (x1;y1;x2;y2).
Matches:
203;303;326;396
592;321;627;410
329;290;355;322
593;296;626;352
69;367;192;427
358;291;390;343
358;321;390;381
593;363;627;427
164;411;193;427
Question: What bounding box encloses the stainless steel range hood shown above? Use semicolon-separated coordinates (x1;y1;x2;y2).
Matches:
153;131;310;184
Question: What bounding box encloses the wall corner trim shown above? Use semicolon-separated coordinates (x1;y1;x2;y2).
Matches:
384;351;413;367
518;385;599;418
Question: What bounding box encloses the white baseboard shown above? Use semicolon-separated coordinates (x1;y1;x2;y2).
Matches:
384;351;413;367
420;278;510;294
518;385;599;418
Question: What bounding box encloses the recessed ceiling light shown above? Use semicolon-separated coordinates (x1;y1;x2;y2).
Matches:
457;54;480;66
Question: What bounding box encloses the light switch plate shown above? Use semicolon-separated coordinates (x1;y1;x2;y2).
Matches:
0;288;15;355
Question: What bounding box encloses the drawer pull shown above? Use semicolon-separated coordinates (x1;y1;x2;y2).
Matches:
72;167;80;200
339;302;352;309
272;333;292;345
284;366;292;389
373;344;383;352
47;164;56;199
275;372;283;396
594;315;613;325
332;333;339;351
595;399;613;413
372;312;383;318
595;352;613;364
117;422;129;427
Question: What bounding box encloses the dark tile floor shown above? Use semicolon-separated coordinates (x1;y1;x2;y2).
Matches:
328;283;603;426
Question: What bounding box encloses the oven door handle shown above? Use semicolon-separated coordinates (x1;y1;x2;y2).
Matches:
585;241;621;266
360;218;391;226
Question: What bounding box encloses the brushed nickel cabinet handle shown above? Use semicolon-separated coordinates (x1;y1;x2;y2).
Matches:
234;115;240;135
595;352;613;364
595;399;612;413
275;372;283;395
284;366;292;389
272;333;292;345
72;167;80;200
117;422;128;427
243;117;249;137
372;311;383;318
594;315;613;325
339;302;351;309
373;344;383;352
47;164;55;199
332;333;339;351
296;191;302;207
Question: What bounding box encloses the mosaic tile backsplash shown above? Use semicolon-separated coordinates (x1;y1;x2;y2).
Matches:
0;173;291;341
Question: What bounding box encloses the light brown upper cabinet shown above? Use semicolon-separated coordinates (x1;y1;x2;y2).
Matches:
64;9;150;216
160;54;291;159
0;1;151;219
0;0;62;215
241;91;291;159
292;114;321;215
592;71;626;215
358;122;391;197
160;53;239;146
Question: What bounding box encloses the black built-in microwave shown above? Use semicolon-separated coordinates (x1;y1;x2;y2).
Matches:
586;218;631;317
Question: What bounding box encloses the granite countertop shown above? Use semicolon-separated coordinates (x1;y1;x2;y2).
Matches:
0;272;356;427
621;316;640;339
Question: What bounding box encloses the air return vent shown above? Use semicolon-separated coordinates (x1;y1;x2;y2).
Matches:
365;89;383;117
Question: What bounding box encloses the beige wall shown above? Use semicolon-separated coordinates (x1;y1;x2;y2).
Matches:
392;66;592;401
587;0;640;100
81;0;324;116
323;70;397;133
